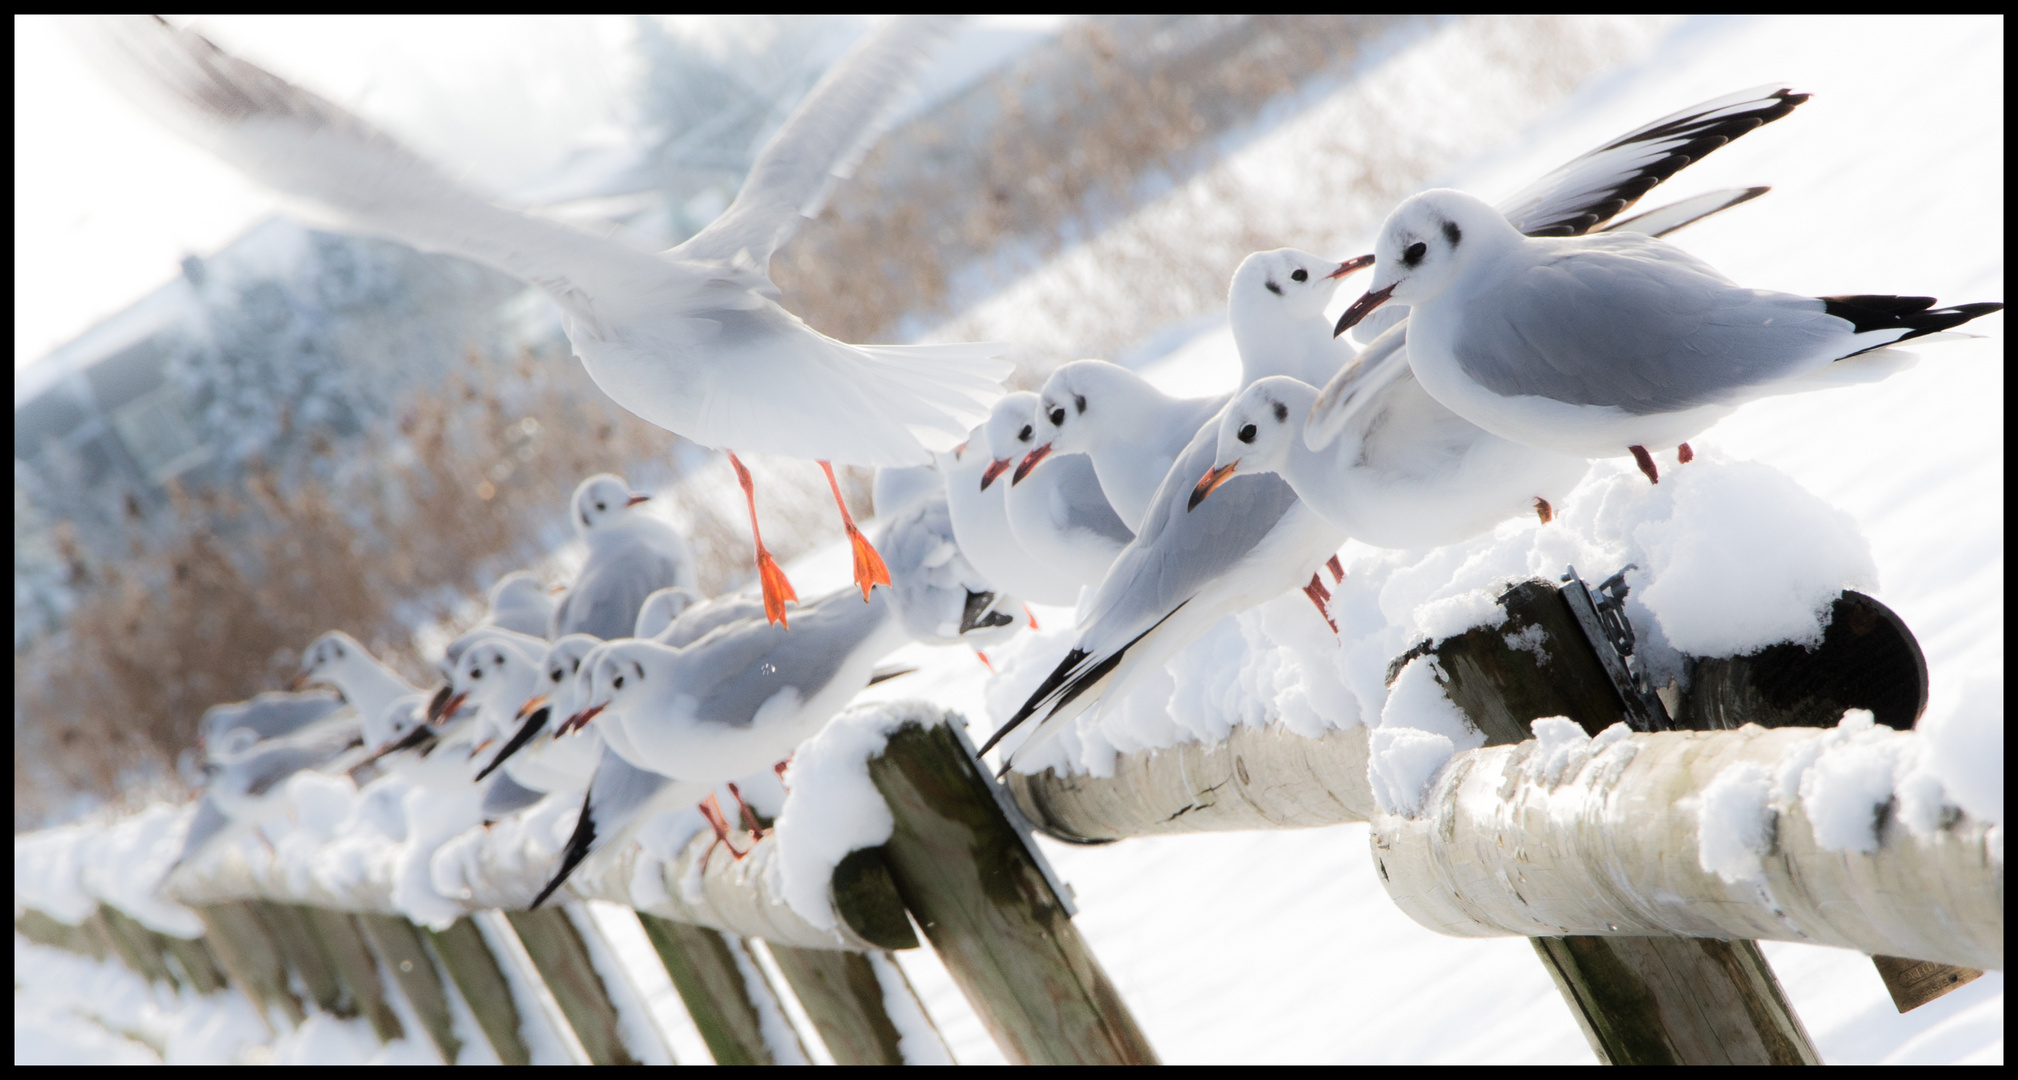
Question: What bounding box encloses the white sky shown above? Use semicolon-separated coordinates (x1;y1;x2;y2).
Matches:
13;15;641;372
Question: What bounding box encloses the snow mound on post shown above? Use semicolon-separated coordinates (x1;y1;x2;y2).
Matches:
1366;655;1481;816
772;699;951;930
1695;760;1775;884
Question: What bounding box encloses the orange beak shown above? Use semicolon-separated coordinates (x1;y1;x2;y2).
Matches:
1326;253;1376;280
1012;443;1052;485
980;458;1013;490
439;691;468;721
516;695;548;720
287;672;310;691
1188;461;1239;512
1335;282;1396;337
625;493;650;506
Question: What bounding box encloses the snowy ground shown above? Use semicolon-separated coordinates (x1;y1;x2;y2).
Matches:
17;14;2002;1065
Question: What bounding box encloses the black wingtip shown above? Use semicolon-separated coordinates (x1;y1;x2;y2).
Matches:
530;790;597;909
1822;296;2003;341
978;647;1092;756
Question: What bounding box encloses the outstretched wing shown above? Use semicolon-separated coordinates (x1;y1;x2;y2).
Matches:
89;17;686;317
675;16;960;270
1496;85;1807;237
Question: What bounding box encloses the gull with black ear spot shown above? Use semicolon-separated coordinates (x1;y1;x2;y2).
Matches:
550;474;697;640
987;392;1133;601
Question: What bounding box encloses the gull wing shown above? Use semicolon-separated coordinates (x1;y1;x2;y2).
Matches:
1497;85;1807;237
675;16;961;271
89;17;690;322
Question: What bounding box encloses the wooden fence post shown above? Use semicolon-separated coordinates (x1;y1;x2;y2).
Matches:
161;933;229;995
426;916;532;1065
92;907;179;989
15;910;112;962
867;717;1157;1065
355;912;465;1062
1420;575;1841;1065
301;907;405;1043
502;906;642;1065
636;914;794;1064
249;901;354;1018
193;901;305;1028
764;945;909;1064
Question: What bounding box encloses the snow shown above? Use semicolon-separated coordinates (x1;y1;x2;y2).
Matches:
771;701;934;931
869;950;955;1065
15;13;2004;1067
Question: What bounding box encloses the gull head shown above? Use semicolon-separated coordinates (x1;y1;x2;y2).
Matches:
542;634;601;729
1340;189;1510;335
297;630;367;691
1194;377;1315;510
1230;248;1368;322
488;570;549;617
572;473;649;537
1023;361;1102;482
980;392;1040;491
635;586;703;639
449;635;524;722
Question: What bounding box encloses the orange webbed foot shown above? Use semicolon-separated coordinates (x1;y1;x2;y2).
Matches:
756;549;797;628
819;461;890;602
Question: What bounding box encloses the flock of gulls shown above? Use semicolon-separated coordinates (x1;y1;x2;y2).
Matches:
118;17;1998;904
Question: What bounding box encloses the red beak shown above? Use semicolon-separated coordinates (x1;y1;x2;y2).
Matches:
625;493;650;506
516;695;548;720
980;458;1013;490
1335;283;1396;337
439;691;468;721
1326;253;1376;280
557;704;604;738
1188;461;1239;512
1011;444;1053;485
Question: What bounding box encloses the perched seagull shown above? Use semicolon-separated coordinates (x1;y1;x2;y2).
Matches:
1194;185;1773;538
450;632;593;819
551;475;697;641
175;717;365;869
1020;360;1231;531
1333;183;2003;482
875;487;1024;649
988;88;1816;769
944;421;1081;608
94;16;1008;623
985;392;1134;602
562;585;908;786
443;571;556;676
297;630;424;752
632;587;706;640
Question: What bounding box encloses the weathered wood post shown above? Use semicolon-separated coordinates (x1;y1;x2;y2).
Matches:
867;715;1158;1065
764;945;911;1064
1412;574;1948;1063
426;916;533;1065
193;901;305;1028
92;906;181;989
355;912;465;1062
502;906;643;1065
249;900;355;1018
301;907;405;1043
15;909;113;961
160;932;230;995
637;915;798;1064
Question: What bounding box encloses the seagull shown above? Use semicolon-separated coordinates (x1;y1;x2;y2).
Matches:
175;717;365;869
875;486;1024;649
986;87;1819;768
944;421;1082;607
450;632;595;820
551;475;697;640
562;584;908;786
1018;360;1230;531
1333;184;2003;482
443;571;556;676
296;630;424;752
633;587;705;640
984;392;1134;602
1196;185;1775;537
94;16;1009;625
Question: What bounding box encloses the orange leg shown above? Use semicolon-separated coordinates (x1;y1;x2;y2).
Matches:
697;793;751;869
1534;497;1554;525
1326;554;1345;584
727;782;767;842
1024;605;1039;630
773;756;793;788
730;451;797;627
1304;572;1339;634
975;650;995;672
1677;442;1695;464
820;461;890;602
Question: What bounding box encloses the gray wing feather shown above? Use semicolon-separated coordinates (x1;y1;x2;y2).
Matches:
680;587;891;730
1052;454;1136;545
174;795;235;867
1077;416;1298;652
1457;237;1840;413
585;749;675;840
482;773;549;819
675;17;960;269
555;540;693;640
200;689;343;744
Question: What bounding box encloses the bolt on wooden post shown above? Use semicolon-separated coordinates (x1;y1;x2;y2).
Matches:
867;716;1157;1065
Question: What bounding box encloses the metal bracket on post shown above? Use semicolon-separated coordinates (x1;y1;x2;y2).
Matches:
948;718;1079;917
1560;565;1673;732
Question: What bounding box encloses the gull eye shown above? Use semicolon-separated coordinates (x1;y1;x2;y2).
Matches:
1018;424;1032;442
1238;423;1257;444
1048;407;1065;427
1265;281;1282;296
1403;241;1427;267
551;669;563;682
1290;268;1308;282
471;669;482;679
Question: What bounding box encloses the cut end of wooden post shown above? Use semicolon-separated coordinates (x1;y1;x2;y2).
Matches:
1871;955;1985;1013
